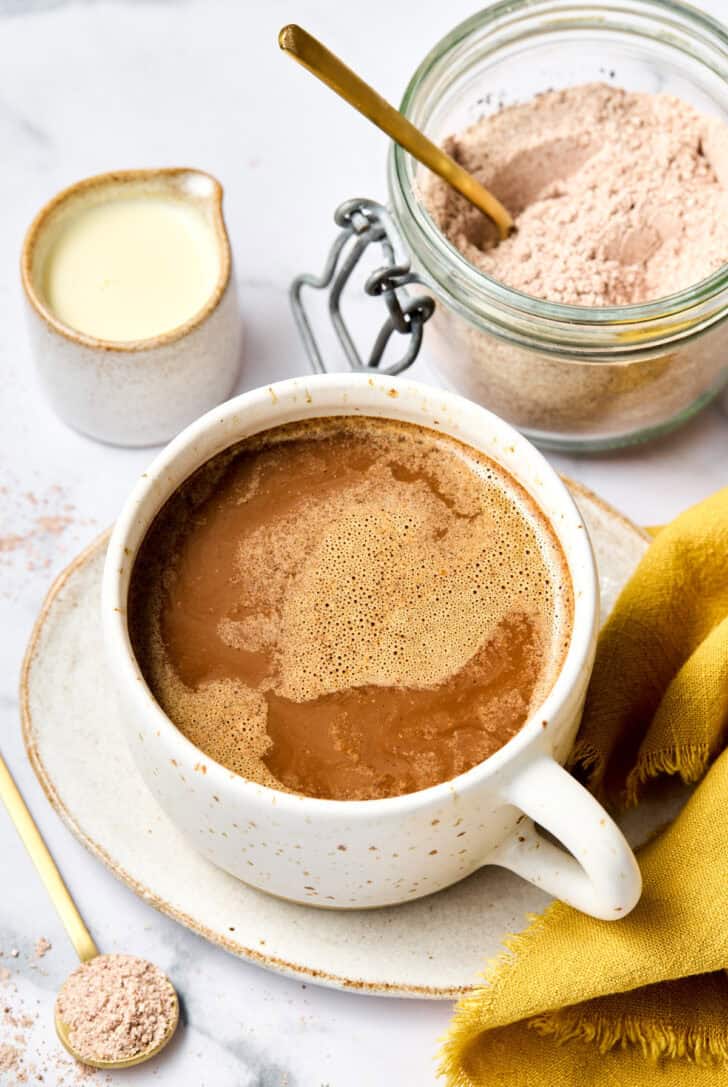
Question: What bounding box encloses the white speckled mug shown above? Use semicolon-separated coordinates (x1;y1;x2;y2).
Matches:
103;374;641;920
21;168;243;447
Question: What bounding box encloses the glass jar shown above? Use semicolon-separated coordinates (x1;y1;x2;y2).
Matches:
384;0;728;451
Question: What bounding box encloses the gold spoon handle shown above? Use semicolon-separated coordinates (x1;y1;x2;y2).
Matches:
278;24;513;240
0;751;98;962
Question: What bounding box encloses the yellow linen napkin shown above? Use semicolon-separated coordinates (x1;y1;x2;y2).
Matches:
441;486;728;1085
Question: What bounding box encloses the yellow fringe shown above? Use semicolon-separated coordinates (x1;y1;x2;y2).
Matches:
438;911;556;1086
530;1008;728;1067
625;743;710;807
439;739;715;1085
568;741;710;808
568;740;605;792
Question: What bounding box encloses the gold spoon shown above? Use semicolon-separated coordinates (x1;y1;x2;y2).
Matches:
278;23;514;240
0;750;179;1069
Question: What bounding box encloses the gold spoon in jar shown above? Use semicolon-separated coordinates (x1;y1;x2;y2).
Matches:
278;24;514;241
0;751;179;1069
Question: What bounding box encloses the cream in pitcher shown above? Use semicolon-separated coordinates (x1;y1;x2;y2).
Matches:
42;193;221;342
21;169;243;446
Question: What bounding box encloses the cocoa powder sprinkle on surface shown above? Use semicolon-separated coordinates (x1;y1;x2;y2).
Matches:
34;938;51;960
0;1043;21;1075
0;972;107;1085
56;954;177;1064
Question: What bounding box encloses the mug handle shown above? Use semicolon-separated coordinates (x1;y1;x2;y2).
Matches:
490;755;642;920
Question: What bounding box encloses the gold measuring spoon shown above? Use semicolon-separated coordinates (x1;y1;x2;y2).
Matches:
279;24;514;240
0;750;179;1069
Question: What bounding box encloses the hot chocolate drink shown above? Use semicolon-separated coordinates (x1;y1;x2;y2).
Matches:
129;417;573;800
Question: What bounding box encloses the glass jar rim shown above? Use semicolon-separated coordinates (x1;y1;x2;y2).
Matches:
390;0;728;333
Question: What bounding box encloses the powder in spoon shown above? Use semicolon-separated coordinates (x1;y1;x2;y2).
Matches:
56;954;177;1064
424;83;728;305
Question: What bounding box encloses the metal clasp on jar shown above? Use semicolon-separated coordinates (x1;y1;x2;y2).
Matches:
290;198;434;375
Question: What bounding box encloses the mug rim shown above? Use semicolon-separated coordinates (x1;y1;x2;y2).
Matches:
102;373;598;816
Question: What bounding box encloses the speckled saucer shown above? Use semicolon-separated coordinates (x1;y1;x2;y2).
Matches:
21;482;655;998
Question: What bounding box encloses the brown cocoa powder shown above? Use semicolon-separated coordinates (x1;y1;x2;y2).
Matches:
426;84;728;306
34;938;51;960
420;84;728;441
56;954;177;1065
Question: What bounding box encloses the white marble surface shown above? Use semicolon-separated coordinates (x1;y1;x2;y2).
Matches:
1;1;727;1084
